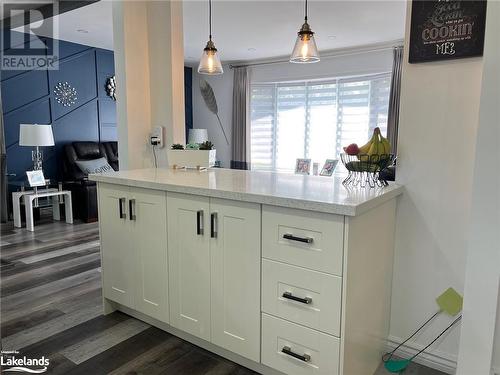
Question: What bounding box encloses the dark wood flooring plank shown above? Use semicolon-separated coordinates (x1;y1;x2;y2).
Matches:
1;307;65;338
20;312;130;358
65;327;171;375
0;246;99;278
1;259;101;297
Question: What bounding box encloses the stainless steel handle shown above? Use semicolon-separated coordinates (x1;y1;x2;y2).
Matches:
211;212;218;238
283;233;313;244
118;197;126;219
129;199;136;221
282;291;312;305
197;210;204;235
281;346;311;362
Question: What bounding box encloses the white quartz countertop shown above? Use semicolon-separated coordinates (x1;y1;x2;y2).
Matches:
89;168;403;216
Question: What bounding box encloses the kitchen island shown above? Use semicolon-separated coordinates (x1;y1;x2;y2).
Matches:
90;168;403;375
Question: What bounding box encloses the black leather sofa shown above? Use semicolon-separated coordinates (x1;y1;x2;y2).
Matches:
62;141;118;222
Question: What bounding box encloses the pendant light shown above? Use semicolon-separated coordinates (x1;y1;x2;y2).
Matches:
198;0;223;75
290;0;320;63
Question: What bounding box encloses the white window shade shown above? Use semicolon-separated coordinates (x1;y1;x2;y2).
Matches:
250;73;391;172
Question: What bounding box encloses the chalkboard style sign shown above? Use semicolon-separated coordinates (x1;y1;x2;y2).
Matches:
409;0;487;63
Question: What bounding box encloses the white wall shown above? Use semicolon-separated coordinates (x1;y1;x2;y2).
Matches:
113;0;185;170
456;1;500;373
391;1;484;372
191;45;396;167
191;66;234;168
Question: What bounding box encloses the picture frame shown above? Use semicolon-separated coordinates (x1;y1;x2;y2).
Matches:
320;159;338;177
26;170;46;187
295;158;311;175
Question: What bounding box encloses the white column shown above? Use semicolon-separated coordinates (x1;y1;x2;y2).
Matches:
113;0;185;170
456;2;500;374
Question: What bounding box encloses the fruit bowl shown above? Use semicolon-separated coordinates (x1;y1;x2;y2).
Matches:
340;153;394;187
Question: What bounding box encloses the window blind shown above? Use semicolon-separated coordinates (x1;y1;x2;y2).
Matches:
250;73;391;172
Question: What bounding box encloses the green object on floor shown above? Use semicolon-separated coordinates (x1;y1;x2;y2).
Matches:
436;287;463;316
384;359;411;373
382;288;464;373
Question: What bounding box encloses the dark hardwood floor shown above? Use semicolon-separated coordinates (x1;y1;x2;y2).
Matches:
1;213;446;375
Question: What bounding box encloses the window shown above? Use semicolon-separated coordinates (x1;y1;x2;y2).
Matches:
250;73;391;172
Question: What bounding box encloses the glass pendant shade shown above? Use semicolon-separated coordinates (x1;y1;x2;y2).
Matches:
290;23;320;63
198;40;223;75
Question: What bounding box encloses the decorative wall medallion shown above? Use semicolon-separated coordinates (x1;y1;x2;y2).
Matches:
54;82;77;107
105;75;116;101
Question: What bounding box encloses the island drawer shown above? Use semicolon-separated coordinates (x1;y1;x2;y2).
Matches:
262;205;344;276
261;313;340;375
262;259;342;336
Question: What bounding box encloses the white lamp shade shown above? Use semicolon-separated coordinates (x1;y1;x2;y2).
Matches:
188;128;209;144
19;124;55;147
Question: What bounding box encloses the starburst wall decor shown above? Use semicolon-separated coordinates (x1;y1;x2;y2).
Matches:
54;82;77;107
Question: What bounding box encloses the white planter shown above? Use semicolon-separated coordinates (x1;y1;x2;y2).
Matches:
167;149;217;169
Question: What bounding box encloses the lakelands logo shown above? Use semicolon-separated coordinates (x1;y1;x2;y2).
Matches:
1;351;49;373
1;1;59;70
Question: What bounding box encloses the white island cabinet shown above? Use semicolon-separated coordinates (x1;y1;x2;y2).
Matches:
91;168;403;375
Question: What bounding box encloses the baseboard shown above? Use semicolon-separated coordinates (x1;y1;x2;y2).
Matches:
386;336;458;374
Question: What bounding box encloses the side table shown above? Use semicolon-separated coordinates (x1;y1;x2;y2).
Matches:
12;189;73;231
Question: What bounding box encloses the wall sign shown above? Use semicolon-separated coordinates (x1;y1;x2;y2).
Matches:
409;0;487;63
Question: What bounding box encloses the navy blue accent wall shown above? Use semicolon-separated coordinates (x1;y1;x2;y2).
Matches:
1;31;116;182
184;66;193;142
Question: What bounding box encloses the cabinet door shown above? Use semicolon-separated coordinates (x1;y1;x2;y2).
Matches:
130;187;169;323
210;198;261;362
167;192;211;341
98;183;135;309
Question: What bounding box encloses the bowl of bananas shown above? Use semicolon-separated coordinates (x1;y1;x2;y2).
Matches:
340;128;394;187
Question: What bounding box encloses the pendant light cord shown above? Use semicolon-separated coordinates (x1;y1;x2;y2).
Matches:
304;0;308;22
209;0;212;40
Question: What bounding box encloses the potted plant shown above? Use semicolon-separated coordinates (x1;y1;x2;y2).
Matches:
167;141;216;169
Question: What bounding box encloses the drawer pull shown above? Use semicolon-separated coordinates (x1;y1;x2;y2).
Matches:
129;199;136;221
118;197;126;219
283;233;313;244
282;291;312;305
282;346;311;362
197;210;204;235
211;212;218;238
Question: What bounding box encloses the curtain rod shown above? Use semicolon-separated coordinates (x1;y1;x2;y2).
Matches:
229;43;403;69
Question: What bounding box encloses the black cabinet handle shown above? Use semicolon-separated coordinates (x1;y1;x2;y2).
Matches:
283;233;313;244
118;197;126;219
282;291;312;305
281;346;311;362
197;210;204;235
129;199;136;221
211;213;218;238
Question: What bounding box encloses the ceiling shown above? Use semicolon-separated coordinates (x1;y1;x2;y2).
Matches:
14;0;406;62
183;0;406;63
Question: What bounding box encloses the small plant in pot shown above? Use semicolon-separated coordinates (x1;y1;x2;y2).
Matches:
171;143;184;150
168;141;217;169
199;141;214;150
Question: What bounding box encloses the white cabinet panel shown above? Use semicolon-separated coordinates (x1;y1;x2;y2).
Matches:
210;198;261;362
262;205;344;276
167;192;211;341
262;259;342;336
131;188;169;322
262;313;340;375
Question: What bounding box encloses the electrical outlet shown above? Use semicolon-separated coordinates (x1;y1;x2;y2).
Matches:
150;126;164;148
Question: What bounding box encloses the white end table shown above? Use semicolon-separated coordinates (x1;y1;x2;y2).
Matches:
12;189;73;232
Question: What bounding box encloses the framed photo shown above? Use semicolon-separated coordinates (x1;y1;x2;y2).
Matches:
295;159;311;175
26;170;46;187
320;159;338;177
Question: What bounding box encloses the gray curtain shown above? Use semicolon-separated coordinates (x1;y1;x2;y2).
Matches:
387;46;403;156
230;66;249;170
0;84;7;222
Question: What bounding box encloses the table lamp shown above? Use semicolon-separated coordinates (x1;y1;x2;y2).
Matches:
19;124;55;171
188;128;208;144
